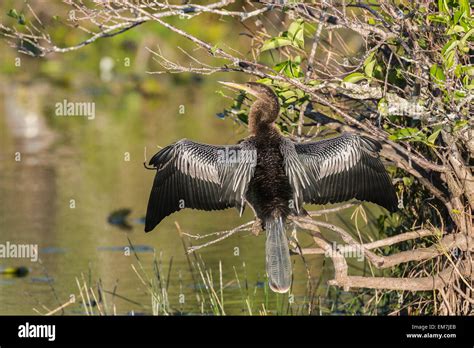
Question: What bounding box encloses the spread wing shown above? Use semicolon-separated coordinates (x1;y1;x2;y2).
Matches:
284;133;398;212
145;139;256;231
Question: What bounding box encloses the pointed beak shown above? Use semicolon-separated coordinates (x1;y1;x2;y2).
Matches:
218;81;255;96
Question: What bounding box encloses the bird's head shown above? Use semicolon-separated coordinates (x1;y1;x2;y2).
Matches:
218;81;279;130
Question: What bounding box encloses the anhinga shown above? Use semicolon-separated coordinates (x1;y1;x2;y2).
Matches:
145;82;397;293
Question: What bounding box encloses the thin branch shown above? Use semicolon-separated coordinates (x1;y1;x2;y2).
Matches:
186;221;254;253
299;228;435;255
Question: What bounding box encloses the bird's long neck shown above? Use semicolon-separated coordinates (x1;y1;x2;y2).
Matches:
248;97;279;135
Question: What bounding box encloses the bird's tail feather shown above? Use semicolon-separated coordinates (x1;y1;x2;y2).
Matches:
265;216;292;293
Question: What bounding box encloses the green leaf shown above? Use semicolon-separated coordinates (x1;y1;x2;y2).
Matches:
274;58;303;78
402;177;414;186
256;77;273;85
442;39;459;55
459;28;474;47
464;66;474;76
378;98;388;116
277;85;305;105
364;52;376;78
427;14;449;24
279;90;296;99
287;19;305;49
210;44;219;55
262;20;305;52
427;126;442;144
18;13;26;25
388;127;426;142
454;64;463;77
453;119;468;132
261;37;292;51
459;18;470;32
373;64;384;80
454;10;464;25
444;50;456;69
463;75;474;89
438;0;450;14
418;37;428;49
446;25;465;35
459;0;470;18
430;64;446;83
343;72;367;83
453;89;467;100
7;9;18;19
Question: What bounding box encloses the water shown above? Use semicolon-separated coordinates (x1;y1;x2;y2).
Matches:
0;81;387;315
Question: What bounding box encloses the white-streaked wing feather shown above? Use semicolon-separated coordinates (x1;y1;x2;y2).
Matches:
279;137;312;213
145;139;256;231
288;133;397;212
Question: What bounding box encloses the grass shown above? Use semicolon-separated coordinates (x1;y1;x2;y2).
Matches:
32;234;409;316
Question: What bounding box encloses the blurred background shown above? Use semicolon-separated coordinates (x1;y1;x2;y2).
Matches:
0;1;387;315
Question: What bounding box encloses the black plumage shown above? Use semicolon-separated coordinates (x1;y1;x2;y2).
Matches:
145;81;398;293
294;134;398;211
145;140;256;231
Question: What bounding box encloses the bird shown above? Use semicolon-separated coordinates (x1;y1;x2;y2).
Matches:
144;81;398;293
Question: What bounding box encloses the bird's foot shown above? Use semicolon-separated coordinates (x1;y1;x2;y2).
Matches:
251;219;264;236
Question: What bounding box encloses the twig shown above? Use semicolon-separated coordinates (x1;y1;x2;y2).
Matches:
186;221;253;253
45;297;76;316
